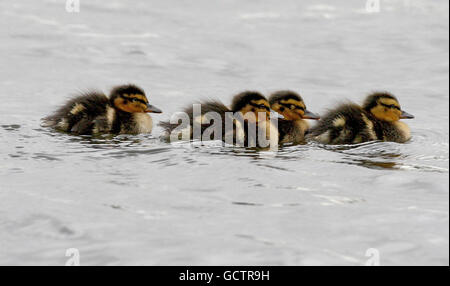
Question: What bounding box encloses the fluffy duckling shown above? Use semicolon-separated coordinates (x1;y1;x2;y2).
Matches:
159;91;277;147
269;90;320;144
308;92;414;144
42;84;162;135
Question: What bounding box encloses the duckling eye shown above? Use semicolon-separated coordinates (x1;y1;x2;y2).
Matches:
380;103;400;110
279;106;285;112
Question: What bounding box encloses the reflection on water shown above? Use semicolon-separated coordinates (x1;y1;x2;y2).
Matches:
2;124;21;131
28;126;450;173
320;141;404;170
345;159;398;170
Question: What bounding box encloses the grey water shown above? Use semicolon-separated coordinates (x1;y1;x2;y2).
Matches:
0;0;448;265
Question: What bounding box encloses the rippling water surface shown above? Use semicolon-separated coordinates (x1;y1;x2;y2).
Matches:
0;0;448;265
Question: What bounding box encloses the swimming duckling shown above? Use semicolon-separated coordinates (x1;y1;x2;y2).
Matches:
159;91;277;147
42;84;162;135
269;90;320;144
308;92;414;144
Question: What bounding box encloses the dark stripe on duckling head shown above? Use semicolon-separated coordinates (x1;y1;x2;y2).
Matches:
230;91;268;112
110;84;145;98
109;84;146;106
280;101;305;111
268;90;318;121
122;94;148;105
249;101;270;111
380;102;401;110
363;92;398;112
364;92;407;122
109;84;150;113
268;90;303;106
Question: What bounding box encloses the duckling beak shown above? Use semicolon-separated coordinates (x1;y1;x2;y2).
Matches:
146;104;162;113
302;110;320;120
400;110;414;119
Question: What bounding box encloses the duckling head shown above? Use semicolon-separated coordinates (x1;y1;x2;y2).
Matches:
363;92;414;122
269;90;320;121
110;84;162;114
231;91;270;122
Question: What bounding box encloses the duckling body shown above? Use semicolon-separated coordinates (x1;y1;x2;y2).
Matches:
159;91;278;147
42;84;161;135
277;119;310;144
269;91;320;144
308;92;414;144
308;104;379;144
159;100;232;140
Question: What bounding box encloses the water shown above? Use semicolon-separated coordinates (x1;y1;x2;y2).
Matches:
0;0;448;265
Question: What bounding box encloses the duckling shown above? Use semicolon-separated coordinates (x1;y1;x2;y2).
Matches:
269;90;320;144
42;84;162;135
159;91;278;147
308;92;414;144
